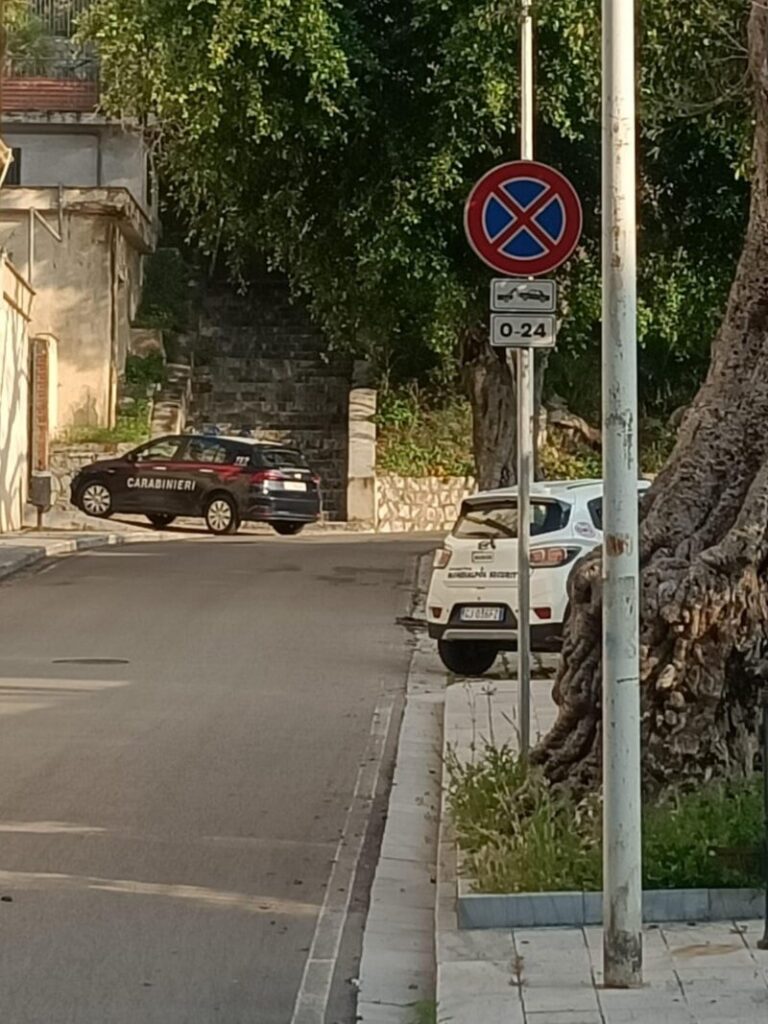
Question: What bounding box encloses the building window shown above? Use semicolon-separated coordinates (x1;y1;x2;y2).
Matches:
5;149;22;186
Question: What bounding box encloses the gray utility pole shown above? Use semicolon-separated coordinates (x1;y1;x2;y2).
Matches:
516;0;534;757
602;0;643;988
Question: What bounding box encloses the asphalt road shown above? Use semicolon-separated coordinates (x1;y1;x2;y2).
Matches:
0;534;433;1024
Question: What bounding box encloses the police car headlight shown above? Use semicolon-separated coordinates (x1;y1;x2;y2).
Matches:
433;547;452;569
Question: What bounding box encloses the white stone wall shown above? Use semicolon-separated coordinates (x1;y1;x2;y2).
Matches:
375;473;476;533
50;442;136;510
0;258;34;532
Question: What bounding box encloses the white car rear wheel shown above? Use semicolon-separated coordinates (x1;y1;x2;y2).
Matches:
437;640;497;676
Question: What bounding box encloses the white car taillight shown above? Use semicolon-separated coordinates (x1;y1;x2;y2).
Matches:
530;546;575;568
433;547;452;569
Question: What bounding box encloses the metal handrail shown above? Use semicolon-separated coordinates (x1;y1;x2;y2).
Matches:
28;0;92;40
5;55;99;82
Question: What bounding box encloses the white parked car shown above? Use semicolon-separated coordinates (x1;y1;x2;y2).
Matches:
426;478;650;676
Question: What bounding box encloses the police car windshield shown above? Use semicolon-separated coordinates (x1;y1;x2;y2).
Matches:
453;500;567;540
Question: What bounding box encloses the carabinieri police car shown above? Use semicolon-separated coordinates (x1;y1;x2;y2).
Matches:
71;434;322;536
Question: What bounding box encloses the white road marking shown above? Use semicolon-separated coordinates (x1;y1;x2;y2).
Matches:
289;694;394;1024
0;869;319;916
0;821;108;835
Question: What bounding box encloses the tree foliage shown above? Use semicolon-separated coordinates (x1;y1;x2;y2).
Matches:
83;0;750;420
536;1;768;792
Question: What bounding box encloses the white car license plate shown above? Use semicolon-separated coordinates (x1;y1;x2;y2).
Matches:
283;481;307;492
460;606;504;622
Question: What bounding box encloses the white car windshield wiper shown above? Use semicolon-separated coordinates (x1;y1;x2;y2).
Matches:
461;513;517;539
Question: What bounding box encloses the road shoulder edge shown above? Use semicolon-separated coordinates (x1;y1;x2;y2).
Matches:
0;529;181;583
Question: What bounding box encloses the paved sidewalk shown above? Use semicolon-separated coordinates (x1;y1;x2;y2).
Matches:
437;670;768;1024
438;919;768;1023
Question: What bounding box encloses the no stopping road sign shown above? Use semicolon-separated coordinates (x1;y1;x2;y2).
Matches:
465;161;582;277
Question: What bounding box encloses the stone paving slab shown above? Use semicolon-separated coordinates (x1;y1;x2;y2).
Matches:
436;920;768;1023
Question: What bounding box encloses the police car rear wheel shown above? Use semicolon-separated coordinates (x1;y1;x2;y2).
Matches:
80;481;112;519
437;639;498;676
272;522;305;536
147;514;176;529
205;495;239;536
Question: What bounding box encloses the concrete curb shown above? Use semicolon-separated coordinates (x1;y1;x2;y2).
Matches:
0;529;180;583
457;882;765;929
356;554;443;1023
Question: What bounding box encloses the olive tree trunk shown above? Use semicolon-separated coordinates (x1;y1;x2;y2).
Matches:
462;328;517;490
534;4;768;793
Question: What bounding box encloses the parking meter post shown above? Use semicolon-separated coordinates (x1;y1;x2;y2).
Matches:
516;0;534;759
759;686;768;951
602;0;643;988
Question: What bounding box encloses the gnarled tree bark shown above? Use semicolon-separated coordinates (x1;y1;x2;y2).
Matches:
462;328;517;490
534;4;768;794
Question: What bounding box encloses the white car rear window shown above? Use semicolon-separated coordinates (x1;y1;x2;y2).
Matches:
453;500;568;540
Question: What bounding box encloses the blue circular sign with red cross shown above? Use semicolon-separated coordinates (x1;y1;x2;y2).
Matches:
464;160;583;277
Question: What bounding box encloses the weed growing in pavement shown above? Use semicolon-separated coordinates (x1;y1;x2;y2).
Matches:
643;779;764;890
409;999;439;1024
447;744;764;893
446;744;601;893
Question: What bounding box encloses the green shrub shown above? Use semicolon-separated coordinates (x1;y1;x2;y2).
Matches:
644;780;763;889
63;400;150;445
125;353;166;390
447;744;764;893
409;1001;438;1024
540;436;602;480
376;386;474;478
375;383;673;480
134;248;191;333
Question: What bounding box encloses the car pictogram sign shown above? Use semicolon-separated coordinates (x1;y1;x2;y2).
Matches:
464;161;583;277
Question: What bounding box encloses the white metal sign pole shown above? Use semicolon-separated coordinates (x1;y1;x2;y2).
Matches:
602;0;642;988
516;0;534;756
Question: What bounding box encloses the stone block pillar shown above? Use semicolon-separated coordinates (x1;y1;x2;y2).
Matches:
347;387;377;527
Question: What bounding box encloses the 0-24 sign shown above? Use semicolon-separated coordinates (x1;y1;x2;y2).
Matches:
491;313;556;349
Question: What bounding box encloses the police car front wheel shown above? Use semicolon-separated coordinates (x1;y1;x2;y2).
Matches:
205;495;240;536
79;481;112;519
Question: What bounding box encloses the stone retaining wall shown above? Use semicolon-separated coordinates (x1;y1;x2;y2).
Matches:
375;473;475;533
51;442;136;509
